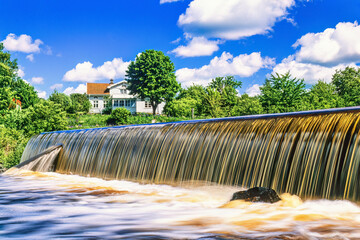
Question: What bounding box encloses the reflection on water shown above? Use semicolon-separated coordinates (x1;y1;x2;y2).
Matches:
1;171;359;239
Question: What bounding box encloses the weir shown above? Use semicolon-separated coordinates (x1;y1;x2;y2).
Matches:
21;107;360;201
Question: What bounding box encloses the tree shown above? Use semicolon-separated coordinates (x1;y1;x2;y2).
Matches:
70;93;92;114
164;97;198;117
203;76;242;117
49;90;72;113
177;84;207;116
13;79;39;109
231;94;264;116
305;80;343;110
126;50;181;115
0;43;38;112
260;72;306;113
331;67;360;106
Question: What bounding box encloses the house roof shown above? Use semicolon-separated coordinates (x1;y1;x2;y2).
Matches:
107;80;127;89
87;83;110;95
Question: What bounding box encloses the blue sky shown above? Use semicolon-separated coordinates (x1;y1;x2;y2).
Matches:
1;0;360;98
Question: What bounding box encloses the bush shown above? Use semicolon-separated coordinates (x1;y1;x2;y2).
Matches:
108;108;131;125
0;126;28;171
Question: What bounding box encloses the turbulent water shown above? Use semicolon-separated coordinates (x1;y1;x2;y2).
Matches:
1;170;360;239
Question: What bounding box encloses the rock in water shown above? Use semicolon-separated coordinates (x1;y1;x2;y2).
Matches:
231;187;281;203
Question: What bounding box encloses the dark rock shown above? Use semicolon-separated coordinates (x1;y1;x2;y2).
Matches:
231;187;281;203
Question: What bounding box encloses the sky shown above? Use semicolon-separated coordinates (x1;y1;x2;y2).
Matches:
1;0;360;99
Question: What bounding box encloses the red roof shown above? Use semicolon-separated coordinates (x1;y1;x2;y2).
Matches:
87;83;110;95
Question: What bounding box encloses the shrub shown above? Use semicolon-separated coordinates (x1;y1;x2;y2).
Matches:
0;126;28;171
108;108;131;125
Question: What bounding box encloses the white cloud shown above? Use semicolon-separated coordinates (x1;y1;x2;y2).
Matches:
171;37;220;57
160;0;182;3
293;21;360;66
50;83;64;90
178;0;294;40
26;54;34;62
2;34;43;53
36;90;47;99
246;84;261;97
31;77;44;84
63;58;130;82
63;84;87;95
17;68;25;78
272;56;356;84
176;51;275;86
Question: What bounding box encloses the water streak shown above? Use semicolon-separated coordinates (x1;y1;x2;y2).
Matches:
21;110;360;201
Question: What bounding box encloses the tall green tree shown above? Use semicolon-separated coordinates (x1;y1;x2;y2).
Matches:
126;50;181;115
331;67;360;106
0;43;38;111
204;76;242;117
70;93;92;113
305;80;343;110
49;90;72;113
231;94;263;116
260;72;306;113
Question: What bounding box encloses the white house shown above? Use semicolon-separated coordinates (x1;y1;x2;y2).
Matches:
87;79;165;114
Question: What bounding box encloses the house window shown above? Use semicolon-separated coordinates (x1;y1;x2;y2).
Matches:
104;101;108;107
145;101;151;108
93;101;98;108
125;99;132;107
114;100;119;107
119;99;125;107
120;89;127;94
131;100;136;107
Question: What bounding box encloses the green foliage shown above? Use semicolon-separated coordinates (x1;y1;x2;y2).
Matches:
0;126;28;171
0;43;38;112
13;79;39;109
203;76;242;117
231;94;263;116
176;85;206;116
164;97;198;117
70;93;92;114
331;66;360;106
49;90;73;113
108;107;131;125
2;100;68;137
126;49;181;115
260;72;306;113
305;81;344;110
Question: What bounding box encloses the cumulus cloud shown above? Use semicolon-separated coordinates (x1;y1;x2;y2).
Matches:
17;68;25;78
63;84;87;95
36;90;47;99
293;21;360;66
178;0;294;40
26;54;34;62
176;52;275;86
272;56;356;84
171;37;220;57
63;58;130;82
2;34;43;53
50;83;64;90
246;84;262;97
31;77;44;84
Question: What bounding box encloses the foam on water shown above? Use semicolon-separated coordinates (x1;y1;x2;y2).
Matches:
1;170;359;239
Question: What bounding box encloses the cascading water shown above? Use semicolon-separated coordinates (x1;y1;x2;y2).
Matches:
20;107;360;202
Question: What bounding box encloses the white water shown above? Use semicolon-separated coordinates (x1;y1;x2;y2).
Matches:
1;170;360;239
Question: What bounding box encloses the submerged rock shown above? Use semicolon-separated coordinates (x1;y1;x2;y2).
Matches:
231;187;281;203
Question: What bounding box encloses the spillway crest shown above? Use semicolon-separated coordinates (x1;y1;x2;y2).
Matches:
21;109;360;201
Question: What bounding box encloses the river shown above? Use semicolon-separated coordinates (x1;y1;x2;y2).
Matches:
1;170;359;239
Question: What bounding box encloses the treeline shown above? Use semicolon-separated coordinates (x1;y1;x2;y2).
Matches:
164;69;360;118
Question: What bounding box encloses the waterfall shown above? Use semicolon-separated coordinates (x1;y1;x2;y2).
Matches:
20;107;360;201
